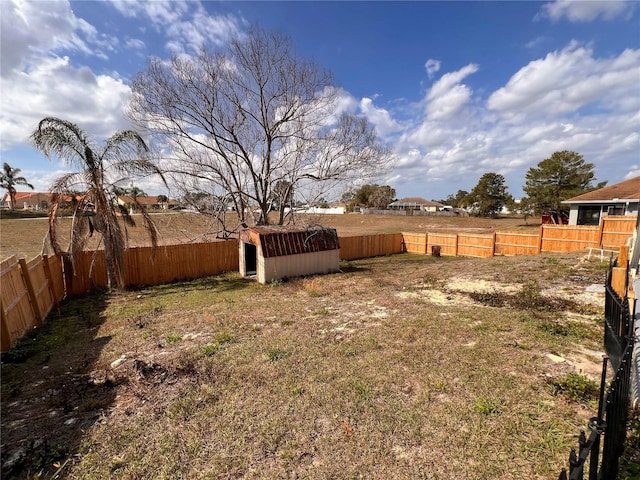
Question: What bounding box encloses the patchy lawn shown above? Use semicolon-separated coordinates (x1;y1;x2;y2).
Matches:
0;252;618;479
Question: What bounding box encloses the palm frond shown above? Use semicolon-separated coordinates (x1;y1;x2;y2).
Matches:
31;117;93;170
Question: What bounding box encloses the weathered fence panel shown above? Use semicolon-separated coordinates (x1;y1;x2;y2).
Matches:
402;232;427;254
70;240;240;293
601;216;636;249
494;231;540;256
67;250;108;296
541;225;600;253
44;254;65;304
22;256;55;323
1;256;36;351
457;233;495;258
125;241;240;286
426;233;457;256
339;233;404;260
1;253;65;352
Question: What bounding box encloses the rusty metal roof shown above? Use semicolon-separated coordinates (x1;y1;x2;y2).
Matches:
240;226;340;258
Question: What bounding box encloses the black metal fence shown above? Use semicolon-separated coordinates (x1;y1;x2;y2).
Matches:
559;265;635;480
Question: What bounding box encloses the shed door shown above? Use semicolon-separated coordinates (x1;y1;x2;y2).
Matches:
244;243;257;276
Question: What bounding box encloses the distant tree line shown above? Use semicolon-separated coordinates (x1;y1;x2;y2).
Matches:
436;150;604;218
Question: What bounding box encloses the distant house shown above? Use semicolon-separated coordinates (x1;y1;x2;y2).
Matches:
563;176;640;225
388;197;444;212
117;195;177;211
1;192;52;210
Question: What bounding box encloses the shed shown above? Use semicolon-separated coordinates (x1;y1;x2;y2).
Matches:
239;226;340;284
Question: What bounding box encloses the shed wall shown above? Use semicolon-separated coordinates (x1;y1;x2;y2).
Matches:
258;249;340;284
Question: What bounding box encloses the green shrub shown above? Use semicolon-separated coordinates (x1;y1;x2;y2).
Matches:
549;372;598;403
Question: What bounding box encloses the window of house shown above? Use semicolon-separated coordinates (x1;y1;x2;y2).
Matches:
577;206;601;225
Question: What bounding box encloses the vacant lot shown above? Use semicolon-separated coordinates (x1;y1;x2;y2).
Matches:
1;250;612;479
0;212;538;260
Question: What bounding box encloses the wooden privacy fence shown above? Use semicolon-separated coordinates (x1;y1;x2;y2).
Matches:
403;216;636;258
68;241;240;295
339;233;404;260
1;254;64;351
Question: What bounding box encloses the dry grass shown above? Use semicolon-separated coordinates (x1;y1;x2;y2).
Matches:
0;212;538;260
1;251;610;479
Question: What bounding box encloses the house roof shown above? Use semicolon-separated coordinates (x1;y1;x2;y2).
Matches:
564;176;640;204
118;195;162;205
240;225;340;258
10;192;51;200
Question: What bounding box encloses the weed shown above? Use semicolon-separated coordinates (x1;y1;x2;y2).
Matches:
549;372;599;404
474;396;502;415
538;321;571;337
194;333;234;358
164;333;182;344
469;290;507;307
354;380;373;397
422;272;440;287
269;279;283;288
302;277;328;297
314;307;329;315
265;347;289;362
432;379;450;393
213;332;235;345
199;344;221;357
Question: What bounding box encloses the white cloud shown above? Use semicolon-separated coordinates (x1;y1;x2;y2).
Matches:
625;167;640;180
125;38;146;50
538;0;633;22
359;98;401;136
1;56;133;149
386;41;639;198
107;0;244;54
487;42;640;118
425;59;440;79
0;0;115;77
425;64;479;121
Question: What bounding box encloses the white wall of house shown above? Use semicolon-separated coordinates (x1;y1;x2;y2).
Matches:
567;202;639;225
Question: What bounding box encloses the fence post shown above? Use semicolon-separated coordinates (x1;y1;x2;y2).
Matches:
18;257;43;327
41;254;59;309
588;355;609;480
598;217;605;247
0;299;11;351
538;225;544;254
424;232;428;255
454;233;459;257
491;232;496;257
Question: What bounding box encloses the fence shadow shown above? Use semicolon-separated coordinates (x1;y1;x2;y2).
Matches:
1;291;112;479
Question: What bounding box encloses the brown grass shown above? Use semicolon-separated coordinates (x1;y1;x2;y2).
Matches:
1;251;610;479
0;211;539;260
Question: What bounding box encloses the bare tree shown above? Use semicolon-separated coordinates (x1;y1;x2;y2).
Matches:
128;27;388;233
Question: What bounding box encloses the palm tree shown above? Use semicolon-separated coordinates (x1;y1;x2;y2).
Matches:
126;185;147;213
31;117;166;289
0;162;34;210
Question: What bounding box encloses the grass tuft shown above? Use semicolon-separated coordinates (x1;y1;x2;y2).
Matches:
549;372;599;404
265;347;289;362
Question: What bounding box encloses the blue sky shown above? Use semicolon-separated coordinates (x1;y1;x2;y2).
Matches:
1;0;639;201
